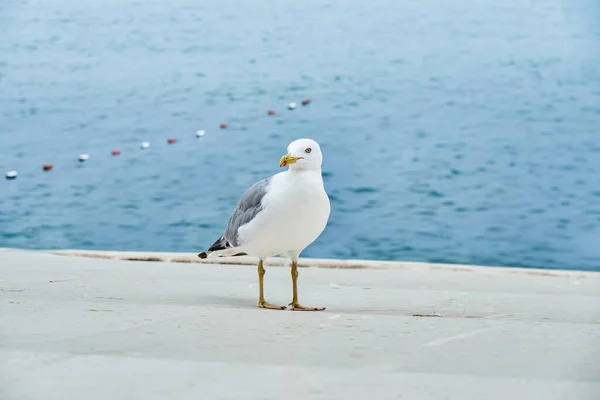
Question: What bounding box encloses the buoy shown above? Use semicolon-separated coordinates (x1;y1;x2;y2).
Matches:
43;164;53;171
140;141;150;149
79;154;89;162
195;130;206;137
301;99;311;106
5;170;17;179
267;109;276;115
111;150;121;156
220;123;228;129
168;138;177;144
288;102;297;110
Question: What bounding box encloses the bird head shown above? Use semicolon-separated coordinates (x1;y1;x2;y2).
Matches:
280;138;323;171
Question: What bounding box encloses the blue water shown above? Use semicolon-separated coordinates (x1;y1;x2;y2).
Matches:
1;0;600;271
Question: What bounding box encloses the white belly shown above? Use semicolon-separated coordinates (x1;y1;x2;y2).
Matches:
237;171;330;258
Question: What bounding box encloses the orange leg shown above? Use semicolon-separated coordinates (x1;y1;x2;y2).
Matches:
257;259;285;310
289;260;325;311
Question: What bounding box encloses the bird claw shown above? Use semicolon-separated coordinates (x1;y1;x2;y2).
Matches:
258;301;286;310
289;302;326;311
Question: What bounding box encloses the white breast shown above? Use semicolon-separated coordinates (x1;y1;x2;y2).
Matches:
237;170;330;258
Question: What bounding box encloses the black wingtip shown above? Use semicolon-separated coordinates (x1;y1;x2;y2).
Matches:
198;252;208;259
207;236;231;252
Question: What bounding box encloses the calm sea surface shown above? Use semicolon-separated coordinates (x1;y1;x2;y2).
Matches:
1;0;600;271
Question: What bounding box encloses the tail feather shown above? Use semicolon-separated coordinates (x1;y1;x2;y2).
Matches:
208;236;230;252
198;236;246;259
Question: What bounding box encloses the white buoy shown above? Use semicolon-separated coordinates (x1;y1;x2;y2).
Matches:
5;170;17;179
288;102;297;110
141;141;150;149
79;154;89;162
195;130;206;138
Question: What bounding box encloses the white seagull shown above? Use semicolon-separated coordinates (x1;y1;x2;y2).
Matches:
198;138;331;311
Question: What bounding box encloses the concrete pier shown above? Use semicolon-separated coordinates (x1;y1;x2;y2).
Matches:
1;249;599;399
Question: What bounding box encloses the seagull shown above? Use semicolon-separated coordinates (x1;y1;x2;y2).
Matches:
198;138;330;311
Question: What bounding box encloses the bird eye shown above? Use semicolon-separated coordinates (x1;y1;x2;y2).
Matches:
305;148;312;154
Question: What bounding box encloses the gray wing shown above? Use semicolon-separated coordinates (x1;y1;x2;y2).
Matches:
224;177;271;246
206;177;270;252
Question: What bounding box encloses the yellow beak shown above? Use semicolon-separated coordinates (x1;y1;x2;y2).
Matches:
280;153;302;167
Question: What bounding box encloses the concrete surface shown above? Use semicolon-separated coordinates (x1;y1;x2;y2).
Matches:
47;248;594;275
1;249;599;400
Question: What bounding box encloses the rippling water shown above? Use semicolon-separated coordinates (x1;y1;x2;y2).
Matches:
1;0;600;271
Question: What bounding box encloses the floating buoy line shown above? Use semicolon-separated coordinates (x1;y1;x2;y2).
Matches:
4;99;311;180
5;170;17;179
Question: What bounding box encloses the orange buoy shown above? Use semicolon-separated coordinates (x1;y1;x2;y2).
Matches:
43;164;53;171
301;99;311;106
168;138;177;144
267;109;276;115
220;123;228;129
111;150;121;156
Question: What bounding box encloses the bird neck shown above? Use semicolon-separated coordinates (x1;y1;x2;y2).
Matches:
288;166;322;176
